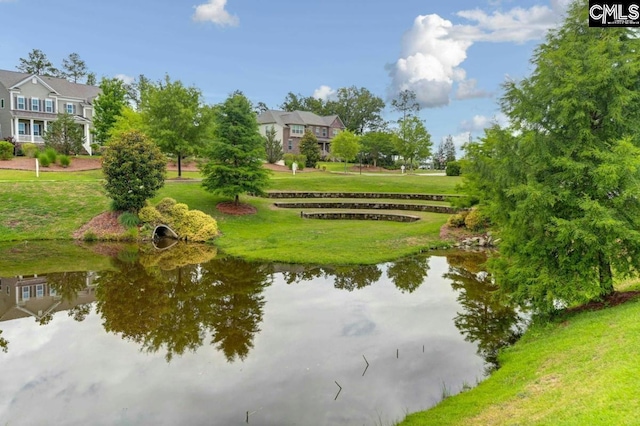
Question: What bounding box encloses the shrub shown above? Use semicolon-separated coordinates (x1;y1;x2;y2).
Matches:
118;212;141;228
283;153;295;168
83;231;97;242
155;197;177;215
90;143;101;155
21;143;38;158
44;147;57;164
464;208;489;231
58;155;71;168
38;155;51;167
102;130;167;212
138;205;164;224
446;211;469;228
446;161;461;176
0;141;13;160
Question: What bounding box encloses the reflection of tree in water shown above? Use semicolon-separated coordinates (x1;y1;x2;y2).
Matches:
446;252;523;370
387;255;430;293
46;271;93;322
96;252;271;362
282;264;381;291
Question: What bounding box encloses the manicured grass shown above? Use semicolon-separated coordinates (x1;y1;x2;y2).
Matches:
401;295;640;426
154;182;450;264
0;169;104;181
0;181;109;241
268;170;461;194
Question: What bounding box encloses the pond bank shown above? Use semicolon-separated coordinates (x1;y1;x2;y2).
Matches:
400;286;640;425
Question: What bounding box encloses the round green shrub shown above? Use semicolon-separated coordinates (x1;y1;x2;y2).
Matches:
58;155;71;168
446;211;468;228
464;208;488;231
44;147;57;164
446;161;461;176
102;130;167;212
21;143;38;158
39;155;51;167
138;205;164;224
155;198;177;215
0;141;13;160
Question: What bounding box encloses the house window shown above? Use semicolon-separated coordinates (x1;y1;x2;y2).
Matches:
49;288;57;297
17;96;25;110
288;139;293;151
18;122;26;135
332;128;340;137
66;103;75;114
315;127;320;135
322;128;327;137
36;284;44;298
291;125;304;135
22;286;30;300
31;98;39;111
33;124;41;136
45;99;54;113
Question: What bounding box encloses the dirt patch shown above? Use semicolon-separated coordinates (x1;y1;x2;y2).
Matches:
565;291;640;314
216;202;257;215
73;211;128;239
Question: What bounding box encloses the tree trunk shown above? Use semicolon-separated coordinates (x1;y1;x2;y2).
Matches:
234;194;239;206
177;152;182;178
598;251;614;297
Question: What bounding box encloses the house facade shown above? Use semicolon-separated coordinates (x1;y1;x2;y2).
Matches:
257;110;345;158
0;69;100;155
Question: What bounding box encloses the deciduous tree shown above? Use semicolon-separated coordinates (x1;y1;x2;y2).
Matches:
201;91;270;206
43;113;84;155
360;131;395;168
141;75;211;177
394;116;432;171
326;86;385;134
93;77;130;144
330;130;361;173
463;1;640;312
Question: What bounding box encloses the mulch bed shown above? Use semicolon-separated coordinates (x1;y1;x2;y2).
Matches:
216;202;257;215
72;211;127;239
0;157;201;172
564;291;640;314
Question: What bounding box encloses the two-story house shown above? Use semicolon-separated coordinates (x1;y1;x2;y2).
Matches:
257;110;345;158
0;69;100;155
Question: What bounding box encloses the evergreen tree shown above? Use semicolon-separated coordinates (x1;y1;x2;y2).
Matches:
463;1;640;312
299;130;321;167
61;53;88;83
201;91;270;206
443;134;456;163
263;125;283;164
17;49;59;76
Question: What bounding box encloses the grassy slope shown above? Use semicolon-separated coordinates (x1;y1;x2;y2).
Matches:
0;170;461;264
402;290;640;426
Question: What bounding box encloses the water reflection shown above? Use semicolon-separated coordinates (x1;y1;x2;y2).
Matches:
0;242;524;425
445;251;524;369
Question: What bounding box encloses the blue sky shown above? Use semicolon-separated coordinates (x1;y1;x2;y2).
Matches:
0;0;571;152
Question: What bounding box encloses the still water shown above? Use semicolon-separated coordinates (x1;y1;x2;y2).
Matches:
0;243;520;425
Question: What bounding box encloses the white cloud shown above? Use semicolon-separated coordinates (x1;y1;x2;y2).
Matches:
114;74;135;85
459;113;508;133
312;85;336;101
388;2;564;109
456;78;491;100
192;0;239;27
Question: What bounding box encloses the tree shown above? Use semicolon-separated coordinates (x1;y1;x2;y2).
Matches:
263;125;283;164
61;53;87;83
391;89;420;123
360;131;395;168
93;77;130;144
86;72;97;86
394;116;432;171
201;91;271;206
330;130;361;173
325;86;385;134
102;130;166;212
254;101;269;115
141;75;211;177
280;92;327;115
43;113;85;155
443;134;456;163
17;49;59;76
108;107;145;142
433;140;446;170
462;1;640;313
299;130;321;168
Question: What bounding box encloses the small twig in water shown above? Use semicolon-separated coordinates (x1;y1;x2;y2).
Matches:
334;381;342;400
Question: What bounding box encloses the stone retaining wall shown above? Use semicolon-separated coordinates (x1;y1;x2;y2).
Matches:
275;201;457;214
268;191;460;201
301;212;420;222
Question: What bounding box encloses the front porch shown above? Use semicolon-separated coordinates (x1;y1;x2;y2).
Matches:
12;117;93;154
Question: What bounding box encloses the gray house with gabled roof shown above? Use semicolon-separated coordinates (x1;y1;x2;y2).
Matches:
0;69;100;155
257;110;345;158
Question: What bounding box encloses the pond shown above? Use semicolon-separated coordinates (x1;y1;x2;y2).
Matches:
0;242;522;426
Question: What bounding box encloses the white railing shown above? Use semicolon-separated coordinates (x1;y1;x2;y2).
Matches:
16;135;45;143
